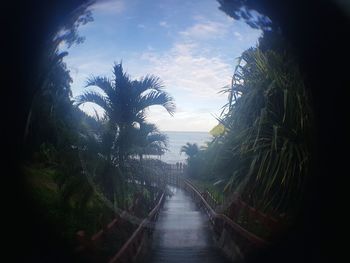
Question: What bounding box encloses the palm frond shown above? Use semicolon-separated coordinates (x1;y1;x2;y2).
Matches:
133;74;164;94
75;91;112;116
147;133;168;148
138;90;176;115
85;76;115;100
113;62;132;91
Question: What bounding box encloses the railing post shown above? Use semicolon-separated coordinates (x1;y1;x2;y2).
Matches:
75;230;93;255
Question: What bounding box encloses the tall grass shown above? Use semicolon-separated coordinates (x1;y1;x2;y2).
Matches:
220;48;313;216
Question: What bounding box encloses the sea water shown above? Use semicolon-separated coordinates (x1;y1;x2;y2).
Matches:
158;131;212;164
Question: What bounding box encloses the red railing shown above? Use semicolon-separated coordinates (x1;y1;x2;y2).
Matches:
108;192;165;263
183;179;268;259
75;172;183;261
75;189;164;260
225;197;282;239
75;213;126;255
193;181;283;241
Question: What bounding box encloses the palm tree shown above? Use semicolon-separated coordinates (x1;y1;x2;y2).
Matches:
77;118;126;207
75;63;175;207
180;142;199;160
75;62;175;162
128;122;168;189
131;122;168;160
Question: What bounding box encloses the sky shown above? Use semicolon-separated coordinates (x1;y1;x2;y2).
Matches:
62;0;261;132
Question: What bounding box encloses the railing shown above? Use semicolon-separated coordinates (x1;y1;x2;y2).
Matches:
103;173;182;263
201;190;219;210
190;181;282;241
225;197;282;240
75;213;127;259
108;192;165;263
75;189;164;262
76;172;182;260
183;179;268;261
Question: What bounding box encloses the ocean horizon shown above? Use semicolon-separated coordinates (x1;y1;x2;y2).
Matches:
156;131;213;164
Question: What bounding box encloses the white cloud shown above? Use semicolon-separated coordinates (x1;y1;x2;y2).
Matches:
159;21;170;28
139;42;232;99
137;24;146;29
234;31;243;41
133;18;235;131
63;54;114;97
135;36;232;131
172;42;197;55
179;20;230;39
90;0;125;15
193;15;205;21
146;109;218;132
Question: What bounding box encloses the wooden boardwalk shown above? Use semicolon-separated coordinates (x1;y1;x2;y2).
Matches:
145;186;230;263
82;173;268;262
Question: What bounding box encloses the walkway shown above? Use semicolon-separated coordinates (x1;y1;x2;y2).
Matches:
146;186;230;263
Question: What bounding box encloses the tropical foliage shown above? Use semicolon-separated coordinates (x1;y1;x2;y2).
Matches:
185;32;313;218
73;63;174;207
76;63;175;162
130;122;169;159
23;56;175;248
180;142;199;159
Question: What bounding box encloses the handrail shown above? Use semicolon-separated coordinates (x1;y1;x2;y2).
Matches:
185;179;216;217
109;192;165;263
215;213;268;245
75;188;164;260
76;200;139;251
184;179;268;247
91;217;120;243
75;172;183;261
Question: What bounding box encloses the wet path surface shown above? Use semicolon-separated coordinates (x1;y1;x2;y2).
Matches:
146;186;230;263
